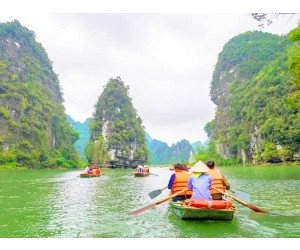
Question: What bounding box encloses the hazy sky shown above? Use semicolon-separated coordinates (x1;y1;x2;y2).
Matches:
0;13;299;145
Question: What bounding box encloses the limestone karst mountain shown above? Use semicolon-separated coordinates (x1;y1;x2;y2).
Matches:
0;20;80;168
208;30;300;164
86;77;148;168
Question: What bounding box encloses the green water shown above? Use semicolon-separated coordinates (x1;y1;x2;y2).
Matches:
0;165;299;238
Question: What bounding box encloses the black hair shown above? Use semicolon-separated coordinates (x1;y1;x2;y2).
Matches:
206;160;215;168
174;163;182;169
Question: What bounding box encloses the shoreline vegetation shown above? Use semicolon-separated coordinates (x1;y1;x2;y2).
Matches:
1;161;299;171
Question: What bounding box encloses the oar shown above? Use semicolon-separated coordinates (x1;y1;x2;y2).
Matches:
212;187;267;213
128;188;188;215
149;173;159;176
228;189;250;203
148;186;167;199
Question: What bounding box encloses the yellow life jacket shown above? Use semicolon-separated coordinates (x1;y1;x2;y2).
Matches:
208;169;225;195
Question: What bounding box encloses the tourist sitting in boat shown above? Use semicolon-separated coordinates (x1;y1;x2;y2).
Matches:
168;163;193;201
95;167;101;176
137;165;143;173
84;167;92;174
187;160;212;200
143;166;149;174
206;160;230;200
91;167;100;176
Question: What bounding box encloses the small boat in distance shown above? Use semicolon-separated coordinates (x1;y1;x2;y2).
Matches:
80;165;102;178
80;173;101;178
134;172;150;177
134;165;150;177
170;199;235;221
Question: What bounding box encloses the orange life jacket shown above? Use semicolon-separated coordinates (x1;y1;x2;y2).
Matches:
143;167;149;173
91;168;98;175
172;171;193;196
207;169;225;195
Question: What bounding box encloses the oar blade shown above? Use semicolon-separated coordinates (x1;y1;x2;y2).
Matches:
148;189;162;199
247;203;268;213
128;203;157;215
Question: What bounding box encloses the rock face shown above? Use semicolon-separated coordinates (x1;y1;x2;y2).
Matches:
209;31;300;164
0;20;79;168
86;77;148;168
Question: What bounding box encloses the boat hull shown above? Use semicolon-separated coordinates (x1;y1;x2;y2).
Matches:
170;201;234;221
80;174;101;178
134;172;149;177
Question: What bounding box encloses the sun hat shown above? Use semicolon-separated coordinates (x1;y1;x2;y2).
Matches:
189;160;210;173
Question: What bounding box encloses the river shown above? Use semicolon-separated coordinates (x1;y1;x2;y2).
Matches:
0;165;299;238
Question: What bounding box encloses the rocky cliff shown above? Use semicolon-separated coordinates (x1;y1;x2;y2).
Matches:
0;20;80;168
86;77;148;168
209;31;300;164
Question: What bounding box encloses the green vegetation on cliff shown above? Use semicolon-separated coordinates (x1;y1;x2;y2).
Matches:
206;29;300;164
0;20;80;168
86;77;148;167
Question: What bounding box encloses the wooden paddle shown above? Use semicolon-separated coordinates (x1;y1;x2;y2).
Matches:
148;186;167;199
149;173;159;176
212;187;267;213
228;189;250;203
128;188;188;215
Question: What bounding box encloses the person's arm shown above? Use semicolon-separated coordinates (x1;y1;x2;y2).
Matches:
187;177;193;190
168;174;175;189
208;175;212;189
222;174;230;190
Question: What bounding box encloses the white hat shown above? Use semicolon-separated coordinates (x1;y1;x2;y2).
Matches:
189;160;210;173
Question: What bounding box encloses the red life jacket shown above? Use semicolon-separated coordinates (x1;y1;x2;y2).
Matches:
172;171;193;196
207;169;225;194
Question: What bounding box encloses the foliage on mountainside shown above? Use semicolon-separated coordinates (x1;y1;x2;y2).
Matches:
0;20;80;168
86;77;148;166
207;29;300;164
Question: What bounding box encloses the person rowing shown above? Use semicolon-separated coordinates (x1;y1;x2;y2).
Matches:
167;163;193;202
206;160;230;200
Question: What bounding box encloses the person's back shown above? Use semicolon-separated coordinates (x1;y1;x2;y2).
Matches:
137;165;143;173
206;160;230;200
188;161;212;200
96;168;101;176
168;163;192;201
91;168;97;175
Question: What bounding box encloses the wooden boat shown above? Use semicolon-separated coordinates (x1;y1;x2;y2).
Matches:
134;172;150;177
79;173;101;178
170;200;235;221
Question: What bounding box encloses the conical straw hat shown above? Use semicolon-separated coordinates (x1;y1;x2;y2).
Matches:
190;160;210;173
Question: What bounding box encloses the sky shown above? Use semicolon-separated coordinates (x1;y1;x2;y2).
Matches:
0;11;299;145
